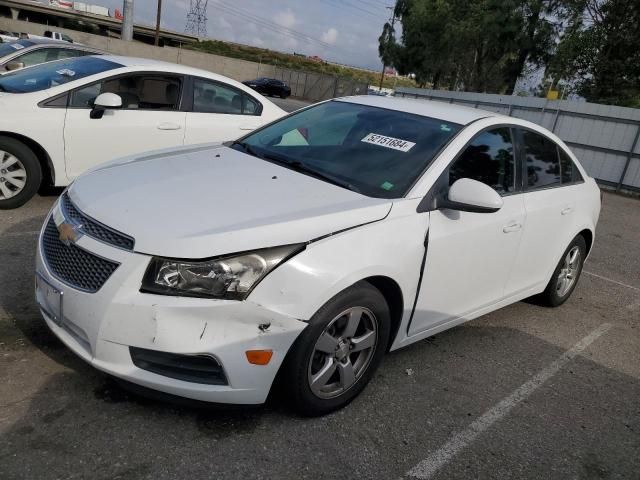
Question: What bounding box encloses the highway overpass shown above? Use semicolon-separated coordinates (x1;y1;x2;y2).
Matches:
0;0;199;46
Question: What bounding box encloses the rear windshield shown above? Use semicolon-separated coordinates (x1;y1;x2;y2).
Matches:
0;56;121;94
235;100;462;198
0;40;35;58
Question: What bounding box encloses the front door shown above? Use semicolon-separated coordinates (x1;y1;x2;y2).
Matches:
64;73;186;179
409;127;526;335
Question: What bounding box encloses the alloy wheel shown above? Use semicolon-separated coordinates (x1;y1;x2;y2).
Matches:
0;150;27;200
307;306;378;399
556;246;581;297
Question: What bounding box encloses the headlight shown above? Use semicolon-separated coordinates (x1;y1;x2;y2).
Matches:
141;244;304;300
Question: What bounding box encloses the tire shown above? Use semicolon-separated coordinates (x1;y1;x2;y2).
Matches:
535;235;587;307
280;93;288;99
0;137;42;210
283;282;390;416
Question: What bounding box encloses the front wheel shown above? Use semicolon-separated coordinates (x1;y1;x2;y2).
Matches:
536;235;587;307
283;282;390;416
0;137;42;210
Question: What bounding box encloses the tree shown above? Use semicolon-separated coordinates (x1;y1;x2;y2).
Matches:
550;0;640;106
379;0;562;93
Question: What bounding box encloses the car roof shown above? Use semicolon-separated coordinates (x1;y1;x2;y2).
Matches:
20;38;73;46
336;95;503;126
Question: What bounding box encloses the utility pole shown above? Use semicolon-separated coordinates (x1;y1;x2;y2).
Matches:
379;4;396;90
154;0;162;46
122;0;134;42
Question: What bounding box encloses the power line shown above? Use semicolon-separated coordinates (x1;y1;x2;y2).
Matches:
210;0;336;49
319;0;385;19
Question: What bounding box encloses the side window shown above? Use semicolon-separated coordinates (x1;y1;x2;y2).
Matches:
53;49;84;60
243;95;259;115
523;131;561;189
193;78;259;115
558;148;583;184
70;74;182;110
15;49;50;67
449;128;516;195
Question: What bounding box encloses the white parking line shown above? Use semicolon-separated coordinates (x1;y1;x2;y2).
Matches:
583;271;640;292
406;323;612;479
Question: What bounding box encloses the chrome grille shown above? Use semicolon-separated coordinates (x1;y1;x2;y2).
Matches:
61;193;135;251
42;217;119;293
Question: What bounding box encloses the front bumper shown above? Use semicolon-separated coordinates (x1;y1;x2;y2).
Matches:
35;212;307;405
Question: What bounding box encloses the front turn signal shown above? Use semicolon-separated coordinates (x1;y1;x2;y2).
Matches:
246;350;273;365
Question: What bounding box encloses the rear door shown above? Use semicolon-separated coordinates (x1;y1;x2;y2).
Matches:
410;127;526;335
505;129;581;296
64;72;186;179
184;76;263;145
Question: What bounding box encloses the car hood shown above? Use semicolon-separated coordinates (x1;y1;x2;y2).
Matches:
69;144;392;258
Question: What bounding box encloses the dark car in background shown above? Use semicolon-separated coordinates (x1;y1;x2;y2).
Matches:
242;77;291;98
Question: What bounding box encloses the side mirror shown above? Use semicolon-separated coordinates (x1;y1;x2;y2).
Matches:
90;92;122;119
439;178;503;213
5;61;25;72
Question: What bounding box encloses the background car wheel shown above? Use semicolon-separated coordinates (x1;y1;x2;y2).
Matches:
0;137;42;210
280;93;287;99
535;235;587;307
283;282;390;416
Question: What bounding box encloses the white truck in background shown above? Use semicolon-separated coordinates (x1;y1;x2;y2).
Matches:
43;30;74;42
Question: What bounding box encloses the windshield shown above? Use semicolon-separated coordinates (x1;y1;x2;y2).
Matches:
0;40;34;58
0;56;121;94
233;100;462;198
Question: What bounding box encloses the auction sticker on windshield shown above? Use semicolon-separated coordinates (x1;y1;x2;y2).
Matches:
11;44;25;50
361;133;416;152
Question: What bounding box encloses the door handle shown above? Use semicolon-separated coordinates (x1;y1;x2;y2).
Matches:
503;222;522;233
157;122;182;130
561;207;573;215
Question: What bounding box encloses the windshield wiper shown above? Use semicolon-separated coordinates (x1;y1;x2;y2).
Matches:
231;141;263;159
260;152;361;194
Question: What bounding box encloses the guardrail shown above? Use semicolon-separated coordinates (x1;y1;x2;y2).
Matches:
396;87;640;192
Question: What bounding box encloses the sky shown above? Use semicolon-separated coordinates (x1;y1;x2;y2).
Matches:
85;0;394;71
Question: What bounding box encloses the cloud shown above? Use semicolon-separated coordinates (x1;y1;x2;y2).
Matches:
321;27;338;45
273;8;297;29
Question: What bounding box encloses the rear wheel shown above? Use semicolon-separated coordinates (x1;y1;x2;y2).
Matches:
0;137;42;210
283;282;390;416
535;235;587;307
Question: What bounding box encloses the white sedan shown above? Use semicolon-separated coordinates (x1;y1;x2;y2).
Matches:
0;55;285;208
35;96;600;415
0;38;101;73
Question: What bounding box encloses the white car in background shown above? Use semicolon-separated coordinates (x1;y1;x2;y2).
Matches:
0;38;101;73
35;96;600;415
0;55;285;208
0;30;20;43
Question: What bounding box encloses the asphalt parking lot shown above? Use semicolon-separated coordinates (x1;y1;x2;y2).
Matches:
1;139;639;478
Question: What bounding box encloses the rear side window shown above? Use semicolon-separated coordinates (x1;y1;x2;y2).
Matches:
558;148;583;184
523;131;561;190
449;128;516;195
193;78;260;115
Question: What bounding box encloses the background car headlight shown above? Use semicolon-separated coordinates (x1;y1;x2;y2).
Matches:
141;244;304;300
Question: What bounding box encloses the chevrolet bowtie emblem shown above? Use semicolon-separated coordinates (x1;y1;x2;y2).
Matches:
57;222;83;246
